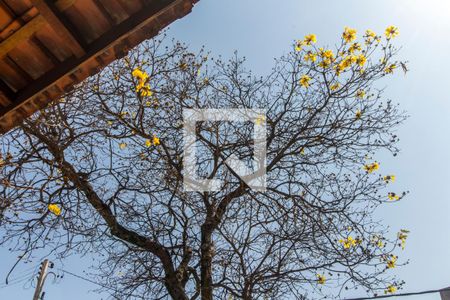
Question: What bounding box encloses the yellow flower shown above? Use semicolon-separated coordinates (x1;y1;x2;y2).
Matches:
321;49;335;60
179;62;188;70
119;142;127;150
384;64;397;74
348;42;361;54
48;204;61;216
145;139;152;147
153;135;160;146
299;75;311;88
304;34;317;45
339;236;357;249
319;60;332;68
304;52;317;62
365;29;376;40
342;55;357;68
335;64;344;76
398;229;409;250
255;115;266;125
316;274;326;285
385;285;397;294
388;192;400;201
319;49;335;68
330;83;340;91
300;147;305;155
356;90;366;99
377;240;384;248
139;84;153;97
363;162;379;173
383;175;396;183
343;27;357;43
355;110;362;119
386;255;397;269
355;54;367;67
132;68;149;83
385;26;399;39
295;40;305;52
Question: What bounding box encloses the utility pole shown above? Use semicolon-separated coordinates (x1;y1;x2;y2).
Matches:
442;287;450;300
32;259;50;300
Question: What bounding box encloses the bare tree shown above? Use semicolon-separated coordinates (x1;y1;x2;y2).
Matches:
0;27;409;300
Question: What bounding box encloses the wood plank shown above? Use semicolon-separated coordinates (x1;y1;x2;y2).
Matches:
2;0;33;15
0;78;15;103
92;0;115;27
0;14;45;58
30;0;85;57
54;0;76;11
0;7;40;40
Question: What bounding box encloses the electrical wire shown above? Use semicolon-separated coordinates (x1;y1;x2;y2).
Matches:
344;286;450;299
59;269;112;291
51;268;450;300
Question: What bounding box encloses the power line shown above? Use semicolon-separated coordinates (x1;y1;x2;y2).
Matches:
344;286;450;300
59;269;146;299
57;269;450;300
59;269;112;290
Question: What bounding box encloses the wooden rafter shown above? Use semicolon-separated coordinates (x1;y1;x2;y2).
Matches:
0;15;46;58
30;0;86;58
54;0;77;11
0;79;14;103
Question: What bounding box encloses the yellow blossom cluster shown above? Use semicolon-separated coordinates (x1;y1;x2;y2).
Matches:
339;236;361;249
299;74;311;88
356;89;366;99
371;235;384;248
388;192;400;201
145;135;161;147
132;68;152;97
295;33;317;51
343;27;357;43
304;51;317;62
385;285;397;294
385;254;397;269
398;229;409;250
318;48;336;68
385;26;399;39
363;162;379;173
383;175;395;183
255;115;266;125
330;83;340;91
48;204;61;216
316;274;326;284
384;63;397;74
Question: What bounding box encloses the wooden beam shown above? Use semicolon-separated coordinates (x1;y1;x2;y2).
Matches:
0;15;46;58
31;0;86;58
54;0;76;11
92;0;116;27
0;79;15;104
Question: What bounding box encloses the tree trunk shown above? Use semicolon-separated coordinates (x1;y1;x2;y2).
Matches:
200;223;214;300
165;273;189;300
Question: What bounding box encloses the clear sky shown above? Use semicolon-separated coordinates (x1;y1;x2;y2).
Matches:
1;0;449;299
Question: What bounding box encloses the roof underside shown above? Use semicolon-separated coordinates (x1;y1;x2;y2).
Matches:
0;0;197;133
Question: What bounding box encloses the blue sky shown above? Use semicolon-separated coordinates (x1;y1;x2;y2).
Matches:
1;0;449;299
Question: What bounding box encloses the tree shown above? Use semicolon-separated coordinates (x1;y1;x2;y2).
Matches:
0;27;408;300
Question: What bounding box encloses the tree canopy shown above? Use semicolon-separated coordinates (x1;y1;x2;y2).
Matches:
0;27;409;300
